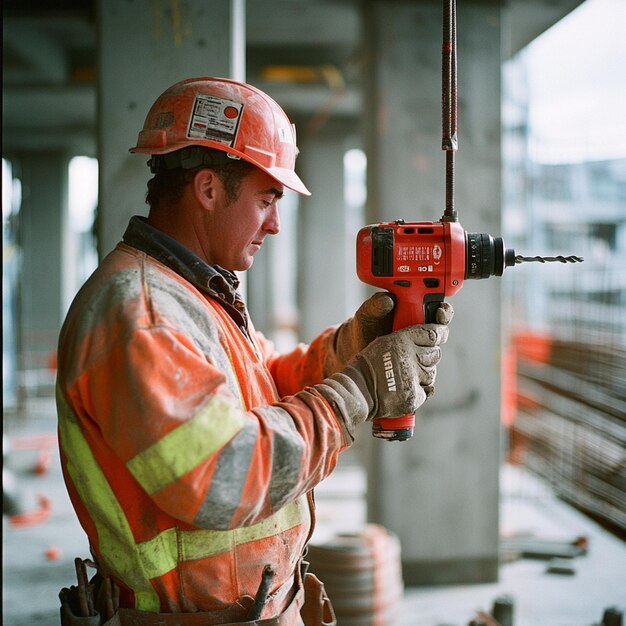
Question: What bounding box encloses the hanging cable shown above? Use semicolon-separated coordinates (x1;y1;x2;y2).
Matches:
442;0;458;222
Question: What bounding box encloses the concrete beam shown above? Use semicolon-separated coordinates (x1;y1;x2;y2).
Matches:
503;0;585;58
3;20;69;85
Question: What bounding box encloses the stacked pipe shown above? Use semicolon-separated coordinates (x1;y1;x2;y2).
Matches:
510;331;626;535
306;525;404;626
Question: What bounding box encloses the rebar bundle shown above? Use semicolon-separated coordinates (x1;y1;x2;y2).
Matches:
511;334;626;535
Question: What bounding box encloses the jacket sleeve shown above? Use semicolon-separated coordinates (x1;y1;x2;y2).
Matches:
257;326;338;398
72;323;350;531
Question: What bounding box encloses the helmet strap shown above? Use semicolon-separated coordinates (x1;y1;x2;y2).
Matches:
148;147;241;173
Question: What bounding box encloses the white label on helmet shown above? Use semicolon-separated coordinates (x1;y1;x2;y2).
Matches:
278;126;293;144
188;95;243;146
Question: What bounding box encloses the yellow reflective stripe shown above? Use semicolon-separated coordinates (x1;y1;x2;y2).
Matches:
127;396;246;495
56;386;161;612
186;498;304;561
135;499;305;578
136;528;179;578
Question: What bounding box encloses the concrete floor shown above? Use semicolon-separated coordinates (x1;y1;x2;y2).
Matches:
3;397;625;626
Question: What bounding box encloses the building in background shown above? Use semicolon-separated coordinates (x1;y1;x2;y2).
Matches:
501;0;626;536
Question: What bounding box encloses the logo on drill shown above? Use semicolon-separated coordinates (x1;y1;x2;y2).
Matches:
382;352;396;392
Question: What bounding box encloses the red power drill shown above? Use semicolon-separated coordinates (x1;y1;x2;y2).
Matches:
356;218;515;441
356;219;582;441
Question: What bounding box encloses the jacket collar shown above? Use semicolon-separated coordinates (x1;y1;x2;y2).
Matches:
122;215;249;327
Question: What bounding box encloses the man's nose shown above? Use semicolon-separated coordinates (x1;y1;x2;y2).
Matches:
264;204;280;235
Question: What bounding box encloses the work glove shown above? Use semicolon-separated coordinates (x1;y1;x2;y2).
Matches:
323;292;395;377
315;302;453;439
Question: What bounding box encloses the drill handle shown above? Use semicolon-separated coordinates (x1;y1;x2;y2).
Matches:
375;292;445;441
372;414;415;441
392;292;444;331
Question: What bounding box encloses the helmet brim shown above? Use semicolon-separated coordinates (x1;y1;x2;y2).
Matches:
263;166;311;196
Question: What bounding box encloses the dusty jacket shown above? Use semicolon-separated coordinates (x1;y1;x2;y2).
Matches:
56;216;350;617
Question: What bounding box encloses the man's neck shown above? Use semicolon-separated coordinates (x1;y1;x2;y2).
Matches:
147;204;213;266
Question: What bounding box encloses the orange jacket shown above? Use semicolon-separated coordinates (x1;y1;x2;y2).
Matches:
56;217;350;617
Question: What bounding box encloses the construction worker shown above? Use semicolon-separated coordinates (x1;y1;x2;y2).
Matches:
56;77;453;626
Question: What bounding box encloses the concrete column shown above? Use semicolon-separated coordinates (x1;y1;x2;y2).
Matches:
15;152;68;374
362;1;502;585
246;190;299;349
98;0;244;257
296;124;365;342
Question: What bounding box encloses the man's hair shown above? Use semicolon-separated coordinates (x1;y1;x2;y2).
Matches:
146;158;256;210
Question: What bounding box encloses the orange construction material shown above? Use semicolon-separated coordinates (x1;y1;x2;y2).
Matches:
306;525;403;626
45;545;63;560
9;494;52;527
511;330;553;364
8;433;58;475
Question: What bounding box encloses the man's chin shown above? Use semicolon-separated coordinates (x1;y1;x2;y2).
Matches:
230;257;254;272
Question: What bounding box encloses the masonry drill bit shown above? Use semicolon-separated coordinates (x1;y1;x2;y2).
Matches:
515;255;584;264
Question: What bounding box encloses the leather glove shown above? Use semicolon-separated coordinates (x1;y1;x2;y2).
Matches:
315;302;453;438
323;292;395;377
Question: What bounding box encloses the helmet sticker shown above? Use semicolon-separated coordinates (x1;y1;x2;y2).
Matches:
188;95;243;146
277;126;293;144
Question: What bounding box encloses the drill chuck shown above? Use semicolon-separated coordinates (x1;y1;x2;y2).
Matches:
465;232;516;279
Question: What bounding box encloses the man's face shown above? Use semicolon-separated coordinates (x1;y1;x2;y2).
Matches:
208;167;283;271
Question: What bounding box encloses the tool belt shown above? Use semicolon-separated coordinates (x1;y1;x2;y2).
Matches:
60;559;335;626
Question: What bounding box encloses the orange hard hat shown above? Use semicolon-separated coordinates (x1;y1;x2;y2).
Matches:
129;77;310;196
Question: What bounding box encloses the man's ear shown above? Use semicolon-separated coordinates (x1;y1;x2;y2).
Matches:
194;168;219;210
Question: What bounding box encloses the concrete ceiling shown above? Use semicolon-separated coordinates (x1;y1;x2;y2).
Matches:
2;0;584;154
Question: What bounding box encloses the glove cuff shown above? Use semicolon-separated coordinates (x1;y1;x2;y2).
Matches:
315;364;374;440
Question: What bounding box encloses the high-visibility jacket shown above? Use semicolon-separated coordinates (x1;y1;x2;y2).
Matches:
56;216;351;618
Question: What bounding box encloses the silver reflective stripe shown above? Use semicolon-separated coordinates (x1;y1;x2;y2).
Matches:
254;405;304;510
145;263;246;407
195;419;259;528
